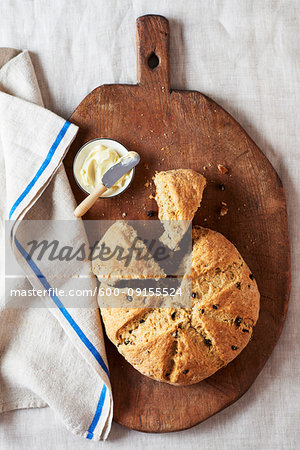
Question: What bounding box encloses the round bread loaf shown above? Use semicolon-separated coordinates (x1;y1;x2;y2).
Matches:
100;226;260;385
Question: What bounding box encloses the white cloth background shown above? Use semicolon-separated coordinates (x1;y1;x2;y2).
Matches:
0;0;299;449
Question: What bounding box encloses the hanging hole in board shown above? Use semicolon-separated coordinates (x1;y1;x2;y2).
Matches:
148;52;159;69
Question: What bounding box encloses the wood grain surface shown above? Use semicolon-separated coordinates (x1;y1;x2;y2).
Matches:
64;15;291;433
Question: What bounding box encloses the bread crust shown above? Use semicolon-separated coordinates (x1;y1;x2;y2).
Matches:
100;226;260;385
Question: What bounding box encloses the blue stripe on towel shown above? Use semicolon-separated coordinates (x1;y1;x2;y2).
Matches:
86;384;107;440
14;236;109;377
9;120;71;219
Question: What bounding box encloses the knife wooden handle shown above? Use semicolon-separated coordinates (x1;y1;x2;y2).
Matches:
74;183;107;218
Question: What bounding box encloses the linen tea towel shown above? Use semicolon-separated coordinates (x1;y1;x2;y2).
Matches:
0;48;112;441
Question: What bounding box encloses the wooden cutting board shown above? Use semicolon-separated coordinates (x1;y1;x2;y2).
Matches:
64;15;291;433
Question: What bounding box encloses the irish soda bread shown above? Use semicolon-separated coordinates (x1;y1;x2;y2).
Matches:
153;169;206;250
99;226;260;385
92;221;166;284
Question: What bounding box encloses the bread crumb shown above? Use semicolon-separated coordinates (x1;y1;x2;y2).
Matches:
218;164;229;174
220;202;229;216
144;180;152;188
203;166;207;170
149;194;155;199
122;212;127;218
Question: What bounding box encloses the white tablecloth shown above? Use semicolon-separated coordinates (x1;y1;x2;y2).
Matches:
0;1;299;449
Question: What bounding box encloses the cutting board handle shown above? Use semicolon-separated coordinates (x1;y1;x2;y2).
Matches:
136;15;170;91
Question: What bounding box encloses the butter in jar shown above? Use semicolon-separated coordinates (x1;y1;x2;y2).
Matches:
73;140;133;198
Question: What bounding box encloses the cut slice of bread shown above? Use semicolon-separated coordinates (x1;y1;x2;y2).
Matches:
153;169;206;250
92;221;166;284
